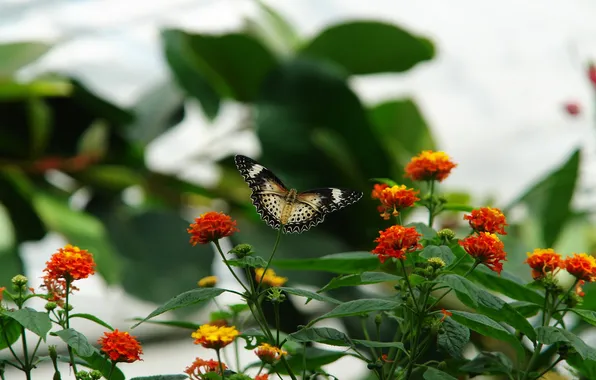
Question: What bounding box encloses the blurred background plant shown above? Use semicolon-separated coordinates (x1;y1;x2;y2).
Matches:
1;0;596;378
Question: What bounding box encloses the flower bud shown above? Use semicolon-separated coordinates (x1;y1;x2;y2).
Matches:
229;244;254;258
427;257;446;269
266;287;286;303
45;302;58;311
438;229;455;241
374;314;383;326
90;370;103;380
11;275;28;288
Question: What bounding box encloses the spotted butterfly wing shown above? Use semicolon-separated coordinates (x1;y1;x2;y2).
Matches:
235;155;363;233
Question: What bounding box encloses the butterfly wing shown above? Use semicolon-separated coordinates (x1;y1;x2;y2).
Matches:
234;155;289;230
284;188;363;233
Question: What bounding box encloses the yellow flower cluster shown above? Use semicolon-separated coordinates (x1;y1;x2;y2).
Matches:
255;268;287;287
191;324;239;349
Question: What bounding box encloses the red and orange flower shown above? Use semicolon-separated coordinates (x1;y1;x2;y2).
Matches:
98;329;143;363
255;375;269;380
459;232;507;274
524;248;564;280
440;309;452;322
255;343;287;364
565;253;596;282
464;207;508;235
371;183;389;200
43;244;96;282
191;324;239;350
187;212;238;246
404;151;457;182
185;358;227;379
372;225;423;263
374;185;420;220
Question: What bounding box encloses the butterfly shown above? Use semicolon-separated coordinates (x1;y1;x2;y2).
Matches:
234;155;363;233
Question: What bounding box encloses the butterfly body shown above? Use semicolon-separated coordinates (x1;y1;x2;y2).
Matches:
234;155;362;233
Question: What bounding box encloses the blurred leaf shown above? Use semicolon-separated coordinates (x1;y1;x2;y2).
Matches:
310;299;401;324
301;21;434;75
227;255;268;268
506;149;580;247
536;326;596;360
33;193;122;284
3;308;52;340
423;367;458;380
0;42;51;77
53;328;95;357
77;119;109;158
80;165;144;191
319;272;401;292
129;318;200;330
132;288;226;328
288;327;350;346
273;347;345;374
27;97;52;156
274;252;379;274
460;351;513;375
245;1;301;56
0;79;72;100
70;313;114;331
409;222;438;241
571;308;596;326
0;244;23;289
280;287;341;305
68;79;133;125
437;318;469;359
370;178;398;187
0;316;22;350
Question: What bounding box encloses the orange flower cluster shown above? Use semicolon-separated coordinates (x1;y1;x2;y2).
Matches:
372;185;420;220
185;358;227;379
464;207;508;235
255;343;287;364
372;225;423;263
565;253;596;282
405;151;457;182
98;329;143;363
191;324;239;350
255;375;269;380
459;232;507;274
188;212;238;245
43;244;96;282
525;249;564;280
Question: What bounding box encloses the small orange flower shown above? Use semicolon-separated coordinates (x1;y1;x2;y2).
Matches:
187;212;238;246
464;207;508;235
371;184;389;199
404;151;457;182
371;225;423;263
98;329;143;363
459;232;507;274
0;287;5;301
255;375;269;380
255;268;287;287
41;277;72;306
440;309;452;322
576;280;586;297
191;324;239;350
185;358;227;379
565;253;596;282
380;354;394;363
43;244;96;282
255;343;287;364
525;248;564;280
375;185;420;220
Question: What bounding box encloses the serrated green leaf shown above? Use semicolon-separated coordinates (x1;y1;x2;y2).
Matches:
408;222;438;241
280;287;341;305
310;299;401;325
423;366;458;380
536;326;596;360
437;318;469;359
288;327;351;346
319;272;401;292
460;351;513;375
510;301;541;318
2;308;51;340
227;255;268;268
409;273;427;287
571;308;596;326
53;328;95;357
421;246;455;266
274;251;379;274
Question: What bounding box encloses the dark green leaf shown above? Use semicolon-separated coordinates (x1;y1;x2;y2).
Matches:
129;318;200;330
409;273;427;287
421;246;455;266
567;355;596;379
319;272;401;292
288;327;351;346
510;302;541;318
437;318;469;359
0;316;22;350
27;97;52;156
310;299;401;324
571;308;596;326
370;178;398;186
460;351;513;375
53;328;95;357
301;21;434;75
83;351;125;380
3;308;51;340
536;326;596;360
246;1;301;55
228;304;249;314
423;366;458;380
0;242;24;289
273;347;345;374
408;222;438;240
0;42;51;76
280;287;341;305
130;376;188;380
274;252;379;274
70;313;114;331
227;255;268;268
353;340;406;351
439;274;536;341
81;166;143;191
132;288;226;328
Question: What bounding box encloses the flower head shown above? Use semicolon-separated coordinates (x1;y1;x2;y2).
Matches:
405;151;457;182
565;253;596;282
198;276;218;288
98;329;143;363
525;248;564;280
464;207;508;235
576;280;586;297
374;185;420;220
187;212;238;246
255;343;287;364
371;184;389;200
43;244;96;282
255;268;287;287
371;225;423;263
185;358;227;379
41;277;72;306
459;232;507;274
255;375;269;380
191;324;239;350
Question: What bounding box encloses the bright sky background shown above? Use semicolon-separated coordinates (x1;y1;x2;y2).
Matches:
3;0;596;378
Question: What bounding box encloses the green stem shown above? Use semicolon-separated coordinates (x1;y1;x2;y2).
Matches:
361;317;378;359
107;361;116;380
426;261;479;312
274;302;281;347
428;180;436;227
257;226;284;292
217;349;226;380
522;289;553;380
532;356;563;380
64;279;79;377
213;241;250;294
21;328;30;380
30;337;43;362
399;259;419;312
1;319;24;370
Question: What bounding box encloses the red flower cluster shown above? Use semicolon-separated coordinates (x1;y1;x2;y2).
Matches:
98;329;143;363
565;253;596;282
459;232;507;274
185;358;227;379
255;375;269;380
464;207;508;235
43;244;96;282
187;212;238;245
589;63;596;86
524;248;564;280
372;225;423;263
405;151;457;182
373;185;420;220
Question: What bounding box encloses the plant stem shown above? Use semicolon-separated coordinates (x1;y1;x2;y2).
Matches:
257;226;284;292
217;349;226;380
107;361;116;380
64;279;79;377
1;320;25;370
428;180;436;227
21;328;30;380
522;289;554;380
361;317;378;359
213;241;250;293
274;302;281;347
399;259;419;312
532;356;563;380
426;261;479;312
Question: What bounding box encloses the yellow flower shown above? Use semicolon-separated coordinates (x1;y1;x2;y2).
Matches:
198;276;218;288
255;268;287;287
191;324;239;350
255;343;287;364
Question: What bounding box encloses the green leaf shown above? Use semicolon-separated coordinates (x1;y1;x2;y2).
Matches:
0;79;72;100
450;310;525;359
81;165;143;191
460;351;513;375
571;308;596;326
319;272;401;292
439;274;536;341
507;148;580;247
27;97;52;156
274;252;379;274
2;308;51;340
83;351;125;380
132;288;226;328
421;246;455;266
288;327;351;346
408;222;438;241
423;367;458;380
130;376;188;380
280;287;341;305
246;0;301;56
129;318;201;330
70;313;114;331
0;42;51;77
536;326;596;360
437;318;469;359
227;255;268;268
370;178;398;186
409;273;427;287
301;21;434;75
310;299;401;324
0;316;22;350
510;302;541;318
53;328;95;357
353;340;406;351
567;355;596;379
229;304;249;314
273;347;345;374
